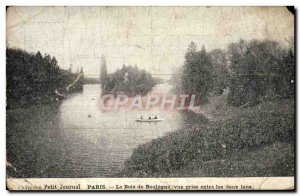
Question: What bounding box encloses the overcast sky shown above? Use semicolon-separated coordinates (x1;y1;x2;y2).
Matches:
7;6;294;78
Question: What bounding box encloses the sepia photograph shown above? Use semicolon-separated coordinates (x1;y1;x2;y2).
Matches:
6;6;295;191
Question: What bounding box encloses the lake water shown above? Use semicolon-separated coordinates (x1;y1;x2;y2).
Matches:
7;83;183;177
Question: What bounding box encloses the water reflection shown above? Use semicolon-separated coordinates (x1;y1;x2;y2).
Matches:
58;84;182;177
7;83;183;177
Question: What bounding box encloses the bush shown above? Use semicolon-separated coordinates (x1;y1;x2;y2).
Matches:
119;105;294;177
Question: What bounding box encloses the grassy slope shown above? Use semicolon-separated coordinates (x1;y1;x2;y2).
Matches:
119;97;294;177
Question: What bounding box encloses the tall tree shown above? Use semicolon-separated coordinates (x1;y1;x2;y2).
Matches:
100;55;108;89
181;42;213;102
209;49;229;95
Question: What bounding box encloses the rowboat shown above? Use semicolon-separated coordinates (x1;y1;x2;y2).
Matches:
136;119;163;122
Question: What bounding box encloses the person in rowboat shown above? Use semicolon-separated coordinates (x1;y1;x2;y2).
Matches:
140;115;143;119
154;115;157;119
148;116;151;120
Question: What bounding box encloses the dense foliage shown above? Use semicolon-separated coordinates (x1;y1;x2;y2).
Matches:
100;63;156;95
6;47;83;109
121;38;295;177
180;43;213;102
209;49;229;95
227;39;295;106
172;39;294;107
120;101;294;177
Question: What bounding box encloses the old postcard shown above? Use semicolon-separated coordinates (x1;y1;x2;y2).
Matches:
6;6;295;191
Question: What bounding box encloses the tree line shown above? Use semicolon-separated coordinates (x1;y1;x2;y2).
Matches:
172;39;294;106
6;47;84;109
100;56;156;96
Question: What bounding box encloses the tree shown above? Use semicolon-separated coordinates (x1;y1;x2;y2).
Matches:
102;64;155;95
209;49;229;95
100;55;108;89
181;42;213;102
227;39;291;106
184;41;197;61
6;47;84;109
279;49;295;98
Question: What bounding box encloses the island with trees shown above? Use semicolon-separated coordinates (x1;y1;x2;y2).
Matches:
100;55;156;96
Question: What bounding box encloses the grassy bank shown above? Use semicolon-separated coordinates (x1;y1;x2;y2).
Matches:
119;99;294;177
6;104;62;177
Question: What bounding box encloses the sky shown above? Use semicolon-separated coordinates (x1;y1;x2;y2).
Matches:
6;6;294;78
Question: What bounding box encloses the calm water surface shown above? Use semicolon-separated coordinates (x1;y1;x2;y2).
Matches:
7;83;183;177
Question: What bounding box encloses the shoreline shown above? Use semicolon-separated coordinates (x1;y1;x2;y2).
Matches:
118;98;294;177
